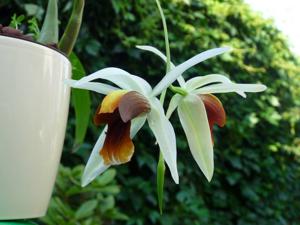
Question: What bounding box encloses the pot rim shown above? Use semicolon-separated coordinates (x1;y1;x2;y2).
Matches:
0;34;70;62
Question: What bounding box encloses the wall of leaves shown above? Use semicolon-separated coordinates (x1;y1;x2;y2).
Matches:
1;0;299;224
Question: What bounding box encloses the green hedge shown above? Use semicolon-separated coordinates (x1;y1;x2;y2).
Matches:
1;0;299;224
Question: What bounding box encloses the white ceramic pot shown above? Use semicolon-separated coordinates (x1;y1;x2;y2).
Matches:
0;35;71;219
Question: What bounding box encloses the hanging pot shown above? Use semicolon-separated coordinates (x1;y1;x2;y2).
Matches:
0;35;71;219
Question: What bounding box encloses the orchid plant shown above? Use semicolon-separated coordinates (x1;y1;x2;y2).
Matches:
65;0;267;213
66;0;266;213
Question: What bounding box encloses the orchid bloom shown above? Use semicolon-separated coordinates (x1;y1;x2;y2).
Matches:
136;45;267;181
66;47;230;186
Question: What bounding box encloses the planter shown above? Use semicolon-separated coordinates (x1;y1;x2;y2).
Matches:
0;35;71;219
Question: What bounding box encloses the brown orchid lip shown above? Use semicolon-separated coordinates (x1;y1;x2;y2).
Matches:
199;94;226;143
100;111;134;165
118;91;151;123
200;94;226;128
93;90;151;165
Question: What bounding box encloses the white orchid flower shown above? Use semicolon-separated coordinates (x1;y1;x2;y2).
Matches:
137;45;267;181
66;47;230;187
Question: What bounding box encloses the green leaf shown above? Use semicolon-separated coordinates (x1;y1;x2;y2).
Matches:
70;53;91;147
9;14;25;29
157;152;165;214
75;199;98;219
100;196;115;212
38;0;58;44
96;169;117;186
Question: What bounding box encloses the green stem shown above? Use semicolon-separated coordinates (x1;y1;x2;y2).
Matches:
59;0;85;56
170;85;188;96
157;151;166;214
156;0;171;106
155;0;171;74
155;0;171;215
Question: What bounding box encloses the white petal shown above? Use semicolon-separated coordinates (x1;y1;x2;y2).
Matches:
147;98;179;184
136;45;186;87
178;94;214;181
130;116;147;138
75;67;152;95
81;126;109;187
166;94;182;119
186;74;246;98
136;45;176;69
193;83;267;95
152;47;231;96
65;79;119;95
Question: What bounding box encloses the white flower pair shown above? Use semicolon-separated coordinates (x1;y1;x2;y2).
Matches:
66;46;266;187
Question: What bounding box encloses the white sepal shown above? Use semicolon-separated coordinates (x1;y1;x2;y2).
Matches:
152;47;231;96
75;67;152;95
136;45;176;69
147;98;179;184
65;79;119;95
136;45;186;87
166;94;182;119
193;83;267;95
178;94;214;181
186;74;246;98
81;126;110;187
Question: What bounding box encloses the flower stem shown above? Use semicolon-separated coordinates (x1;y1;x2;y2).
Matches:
157;151;166;214
155;0;171;73
156;0;171;106
169;85;188;96
59;0;85;56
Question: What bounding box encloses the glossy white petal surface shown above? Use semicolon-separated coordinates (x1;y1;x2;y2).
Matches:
178;94;214;181
147;98;179;184
81;126;110;187
166;94;182;119
65;79;119;95
186;74;246;98
136;45;186;87
193;83;267;95
75;67;152;95
152;47;231;96
130;116;147;138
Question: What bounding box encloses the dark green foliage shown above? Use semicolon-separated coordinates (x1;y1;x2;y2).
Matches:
1;0;299;224
39;166;128;225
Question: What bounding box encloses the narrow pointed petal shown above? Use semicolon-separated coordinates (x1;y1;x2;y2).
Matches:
81;127;110;187
178;94;214;181
136;45;176;69
136;45;186;87
130;116;147;138
75;67;152;95
118;91;151;123
152;47;231;96
194;83;267;95
166;94;182;119
65;79;119;95
147;98;179;184
186;74;246;98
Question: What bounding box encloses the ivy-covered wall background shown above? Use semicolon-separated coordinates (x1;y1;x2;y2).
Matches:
1;0;300;224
